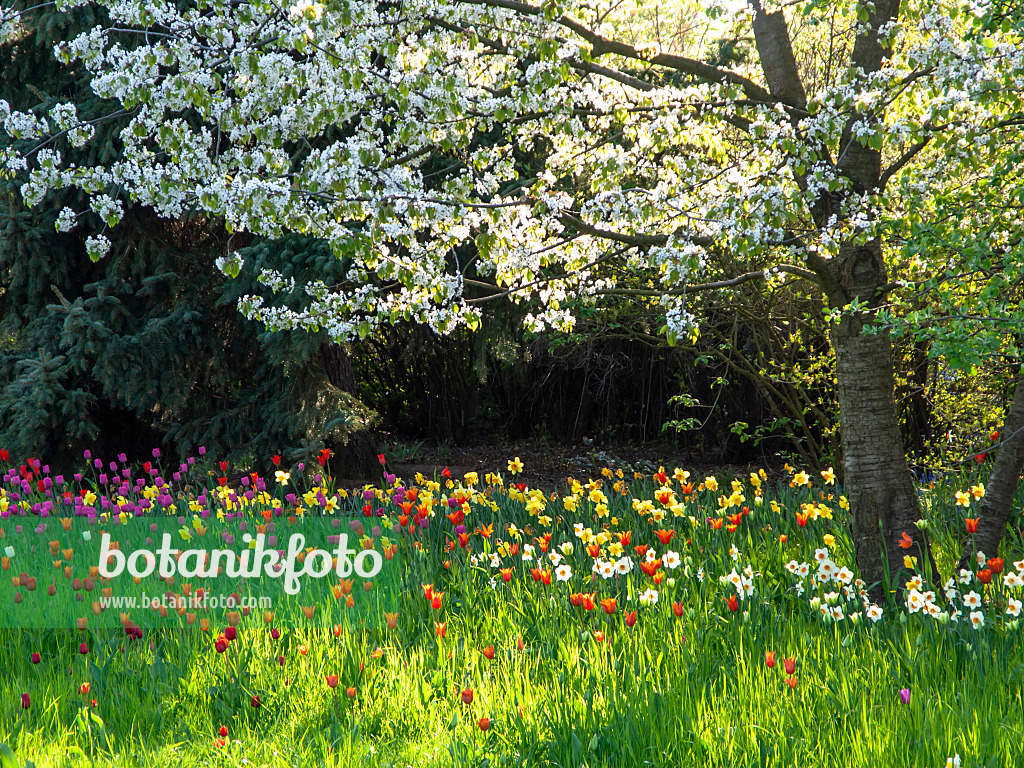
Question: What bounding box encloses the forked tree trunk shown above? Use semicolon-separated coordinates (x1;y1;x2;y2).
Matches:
319;342;381;479
959;371;1024;569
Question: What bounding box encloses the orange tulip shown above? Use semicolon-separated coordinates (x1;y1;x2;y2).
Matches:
435;621;446;638
600;597;617;615
965;518;978;534
898;532;913;549
765;651;776;668
988;558;1004;575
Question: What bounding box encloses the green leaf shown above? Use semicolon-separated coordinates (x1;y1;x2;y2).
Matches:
0;744;21;768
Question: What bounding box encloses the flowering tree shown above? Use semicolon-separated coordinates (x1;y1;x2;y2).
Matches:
2;0;1023;595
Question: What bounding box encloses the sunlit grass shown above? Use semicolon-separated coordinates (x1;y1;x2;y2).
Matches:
0;454;1021;767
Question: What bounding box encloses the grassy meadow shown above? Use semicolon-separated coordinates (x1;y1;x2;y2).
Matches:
1;452;1022;767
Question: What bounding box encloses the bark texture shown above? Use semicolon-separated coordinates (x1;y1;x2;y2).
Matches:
319;342;381;479
828;245;924;599
748;0;923;602
960;372;1024;568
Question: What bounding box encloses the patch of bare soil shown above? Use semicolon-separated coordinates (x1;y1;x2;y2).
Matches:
337;437;787;492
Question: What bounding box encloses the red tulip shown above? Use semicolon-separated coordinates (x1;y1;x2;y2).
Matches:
977;569;992;584
21;692;30;709
624;610;637;628
271;455;281;466
724;595;739;612
377;454;386;466
765;651;776;669
672;601;684;617
79;642;88;655
219;725;228;737
224;626;237;641
30;652;40;664
482;645;495;660
784;657;796;675
516;636;525;651
965;518;978;534
988;558;1004;575
326;674;339;688
79;682;90;695
461;687;474;705
435;622;447;638
251;695;261;708
478;717;491;731
346;687;357;698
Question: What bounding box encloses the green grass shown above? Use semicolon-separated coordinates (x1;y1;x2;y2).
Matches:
1;460;1022;767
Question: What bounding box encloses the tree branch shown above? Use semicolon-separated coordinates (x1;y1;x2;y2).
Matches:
879;137;932;189
450;0;776;103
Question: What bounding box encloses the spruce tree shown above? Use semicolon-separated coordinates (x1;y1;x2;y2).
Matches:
0;5;378;475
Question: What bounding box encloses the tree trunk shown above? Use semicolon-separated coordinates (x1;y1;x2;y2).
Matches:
828;242;927;604
959;369;1024;569
319;342;381;479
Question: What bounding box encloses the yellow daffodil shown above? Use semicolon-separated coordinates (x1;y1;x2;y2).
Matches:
507;457;524;474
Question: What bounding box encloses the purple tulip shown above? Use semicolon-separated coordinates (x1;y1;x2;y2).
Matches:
899;688;911;705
